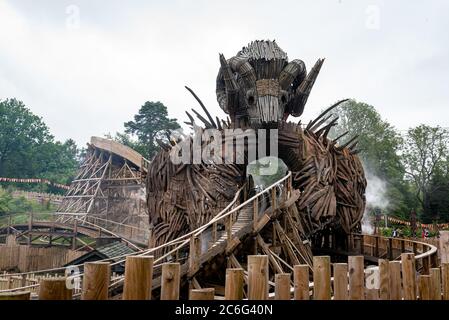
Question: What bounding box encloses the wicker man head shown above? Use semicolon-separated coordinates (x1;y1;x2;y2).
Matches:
216;40;324;127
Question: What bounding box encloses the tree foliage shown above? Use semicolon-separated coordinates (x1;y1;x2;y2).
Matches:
0;98;80;191
124;101;180;159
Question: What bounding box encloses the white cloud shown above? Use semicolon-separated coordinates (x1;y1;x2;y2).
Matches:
1;0;448;145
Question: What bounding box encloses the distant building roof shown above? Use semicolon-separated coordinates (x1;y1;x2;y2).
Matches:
65;241;136;272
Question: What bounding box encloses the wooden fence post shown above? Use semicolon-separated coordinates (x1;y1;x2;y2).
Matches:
313;256;331;300
225;268;244;300
293;265;309;300
39;278;73;300
389;261;402;300
248;255;269;300
161;263;181;300
333;263;348;300
440;231;449;264
81;261;110;300
442;263;449;300
189;236;201;276
401;253;417;300
0;291;31;300
430;268;442;300
348;256;364;300
275;273;291;300
418;275;431;300
189;288;215;300
378;259;390;300
123;256;154;300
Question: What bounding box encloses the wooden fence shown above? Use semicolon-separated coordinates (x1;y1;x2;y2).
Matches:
2;253;449;300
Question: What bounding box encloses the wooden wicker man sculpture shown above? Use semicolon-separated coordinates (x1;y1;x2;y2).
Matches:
147;40;366;272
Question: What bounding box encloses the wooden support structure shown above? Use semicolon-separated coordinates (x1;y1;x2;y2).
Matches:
313;256;331;300
161;263;181;300
224;268;244;300
418;275;431;300
401;253;416;300
440;231;449;264
348;256;364;300
389;261;402;300
189;288;215;300
123;256;154;300
247;255;269;300
189;236;201;276
442;263;449;300
378;259;390;300
430;268;442;300
81;262;110;300
39;278;73;300
275;273;291;300
293;264;309;300
333;263;348;300
0;291;31;300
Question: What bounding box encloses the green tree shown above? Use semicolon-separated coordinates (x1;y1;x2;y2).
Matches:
401;125;449;222
0;98;52;177
0;98;80;191
124;101;180;159
325;99;410;215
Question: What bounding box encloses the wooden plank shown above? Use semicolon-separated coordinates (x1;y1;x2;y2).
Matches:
378;259;390;300
293;264;309;300
313;256;331;300
275;273;291;300
442;263;449;300
401;253;416;300
389;261;402;300
430;268;442;300
161;263;180;300
39;278;73;300
333;263;348;300
440;231;449;264
0;291;31;300
189;288;215;300
348;256;364;300
418;275;431;300
225;268;244;300
81;262;110;300
123;256;154;300
248;255;269;300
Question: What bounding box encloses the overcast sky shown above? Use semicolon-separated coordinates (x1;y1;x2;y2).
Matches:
1;0;448;146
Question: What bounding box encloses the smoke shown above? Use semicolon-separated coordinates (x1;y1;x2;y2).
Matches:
362;167;390;234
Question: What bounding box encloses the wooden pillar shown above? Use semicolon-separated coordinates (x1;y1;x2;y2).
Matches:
189;288;215;300
27;212;33;246
333;263;348;300
123;256;154;300
0;291;31;300
378;259;390;300
72;219;78;250
401;253;417;300
81;262;110;300
313;256;331;300
430;268;442;300
442;263;449;300
39;278;73;300
161;263;181;300
418;275;431;300
374;237;379;257
275;273;291;300
293;265;309;300
440;231;449;264
188;236;201;276
248;255;269;300
348;256;364;300
225;268;244;300
388;238;394;261
360;235;365;255
389;261;402;300
253;197;259;231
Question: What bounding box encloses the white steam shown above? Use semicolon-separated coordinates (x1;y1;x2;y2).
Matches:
362;168;390;235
